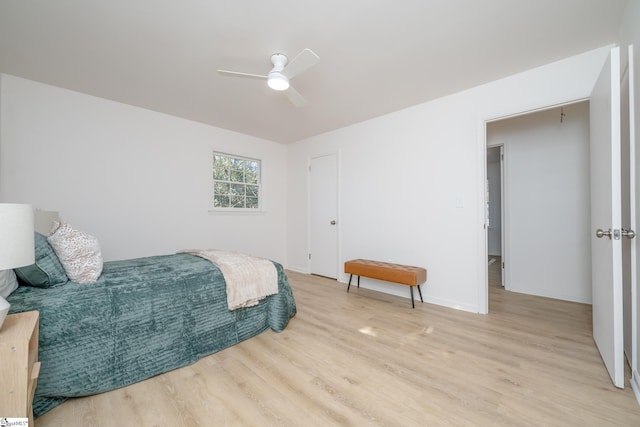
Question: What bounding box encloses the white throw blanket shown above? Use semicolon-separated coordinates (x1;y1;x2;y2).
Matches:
181;249;278;310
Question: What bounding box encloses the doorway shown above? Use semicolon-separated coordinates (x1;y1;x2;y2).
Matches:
480;46;638;392
486;101;592;307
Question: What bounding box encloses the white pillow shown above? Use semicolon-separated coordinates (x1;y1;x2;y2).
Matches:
0;269;19;298
47;221;103;284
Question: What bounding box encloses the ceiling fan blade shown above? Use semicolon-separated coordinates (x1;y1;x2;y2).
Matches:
282;48;319;79
285;86;307;107
217;70;267;80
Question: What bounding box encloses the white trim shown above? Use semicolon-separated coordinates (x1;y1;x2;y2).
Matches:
484;98;590;125
284;265;308;275
632;370;640;405
627;44;638;390
501;142;511;291
305;157;312;274
208;209;267;215
477;119;489;314
336;149;343;279
335;276;480;313
424;298;478;313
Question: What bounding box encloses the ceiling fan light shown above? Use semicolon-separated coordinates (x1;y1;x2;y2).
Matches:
267;72;289;91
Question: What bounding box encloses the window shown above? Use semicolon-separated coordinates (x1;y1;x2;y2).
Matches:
212;152;261;210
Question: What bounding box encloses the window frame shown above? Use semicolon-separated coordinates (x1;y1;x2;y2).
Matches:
210;151;263;213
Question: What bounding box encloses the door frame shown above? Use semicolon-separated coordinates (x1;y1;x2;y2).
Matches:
477;98;589;314
625;45;639;398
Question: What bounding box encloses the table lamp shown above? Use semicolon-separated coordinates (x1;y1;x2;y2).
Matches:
0;203;35;330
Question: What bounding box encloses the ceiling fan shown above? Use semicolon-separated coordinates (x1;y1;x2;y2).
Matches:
217;48;320;107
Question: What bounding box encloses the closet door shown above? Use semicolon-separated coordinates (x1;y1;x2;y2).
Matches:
590;46;624;388
310;154;338;278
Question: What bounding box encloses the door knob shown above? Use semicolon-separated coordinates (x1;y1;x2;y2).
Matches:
622;228;636;239
330;220;336;225
596;228;612;239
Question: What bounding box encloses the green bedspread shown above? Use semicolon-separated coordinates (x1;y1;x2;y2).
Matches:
7;253;297;417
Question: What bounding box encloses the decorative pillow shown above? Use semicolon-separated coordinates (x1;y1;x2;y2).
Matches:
14;232;69;288
0;269;19;298
47;222;103;284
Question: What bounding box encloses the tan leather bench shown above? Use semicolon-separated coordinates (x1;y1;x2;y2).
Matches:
344;259;427;308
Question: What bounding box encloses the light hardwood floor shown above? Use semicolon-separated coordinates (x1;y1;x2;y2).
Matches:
37;267;640;426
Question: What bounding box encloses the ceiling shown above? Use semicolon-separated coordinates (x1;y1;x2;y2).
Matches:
0;0;628;143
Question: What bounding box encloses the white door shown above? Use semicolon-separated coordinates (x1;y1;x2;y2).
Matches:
590;46;624;388
310;154;338;278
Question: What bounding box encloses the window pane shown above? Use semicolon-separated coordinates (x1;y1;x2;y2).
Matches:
246;197;259;209
214;195;229;208
230;195;245;208
213;154;226;167
230;183;245;196
213;167;229;181
230;159;244;182
214;182;230;195
230;168;244;182
213;156;230;180
245;161;259;184
246;185;259;198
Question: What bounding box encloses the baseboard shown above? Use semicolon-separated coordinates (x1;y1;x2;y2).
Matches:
338;275;480;313
422;295;479;313
283;265;308;275
292;271;480;313
632;370;640;406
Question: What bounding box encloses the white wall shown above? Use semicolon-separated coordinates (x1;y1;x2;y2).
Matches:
0;74;288;263
488;102;591;303
287;46;611;313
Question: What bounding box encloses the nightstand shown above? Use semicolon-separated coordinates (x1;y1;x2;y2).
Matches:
0;310;40;426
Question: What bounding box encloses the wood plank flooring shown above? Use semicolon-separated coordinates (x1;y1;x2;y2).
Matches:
36;268;640;426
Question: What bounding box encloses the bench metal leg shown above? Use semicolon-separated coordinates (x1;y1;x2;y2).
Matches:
347;273;424;309
409;285;424;309
410;286;415;308
347;275;361;293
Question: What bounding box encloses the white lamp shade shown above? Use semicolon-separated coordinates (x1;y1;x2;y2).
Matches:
267;72;290;91
0;203;35;269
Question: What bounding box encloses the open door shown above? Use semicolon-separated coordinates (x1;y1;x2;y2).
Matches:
590;46;625;388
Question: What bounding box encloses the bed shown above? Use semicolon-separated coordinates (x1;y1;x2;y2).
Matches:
6;233;297;417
